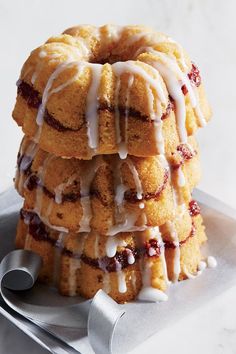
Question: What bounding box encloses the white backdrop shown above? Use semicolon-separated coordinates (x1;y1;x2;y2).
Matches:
1;0;236;208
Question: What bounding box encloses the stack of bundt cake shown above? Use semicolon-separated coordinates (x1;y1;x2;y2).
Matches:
12;25;211;303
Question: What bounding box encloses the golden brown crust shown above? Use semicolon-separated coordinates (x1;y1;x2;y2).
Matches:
16;207;206;303
15;135;200;234
12;25;211;159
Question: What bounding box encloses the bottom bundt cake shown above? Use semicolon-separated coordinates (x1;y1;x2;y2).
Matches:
16;200;206;303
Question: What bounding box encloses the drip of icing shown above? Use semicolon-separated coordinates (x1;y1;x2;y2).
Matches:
108;213;146;236
112;60;167;158
112;61;167;106
53;232;66;285
177;166;186;187
35;61;83;142
17;141;38;194
138;259;168;302
165;220;181;282
139;202;145;209
118;75;134;159
125;158;143;200
138;287;168;302
207;256;217;268
109;157;147;235
127;249;135;265
144;70;165;155
86;63;103;149
148;227;169;285
117;271;127;293
105;237;127;258
32;208;69;233
116;261;127;293
54;173;78;204
34;154;54;216
68;259;80;296
79;157;103;232
144;50;205;142
114;75;122;147
183;256;216;280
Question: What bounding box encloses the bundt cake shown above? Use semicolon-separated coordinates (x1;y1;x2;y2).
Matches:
15;135;200;234
12;24;212;304
16;200;205;303
12;25;211;159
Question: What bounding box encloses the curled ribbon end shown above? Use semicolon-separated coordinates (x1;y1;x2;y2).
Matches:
0;250;42;291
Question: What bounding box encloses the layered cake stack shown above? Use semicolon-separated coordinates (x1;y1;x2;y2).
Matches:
12;25;211;303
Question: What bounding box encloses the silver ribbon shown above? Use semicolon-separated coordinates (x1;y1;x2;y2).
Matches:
0;249;125;354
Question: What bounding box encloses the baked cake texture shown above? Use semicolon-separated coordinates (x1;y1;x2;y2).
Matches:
13;24;211;159
12;24;211;303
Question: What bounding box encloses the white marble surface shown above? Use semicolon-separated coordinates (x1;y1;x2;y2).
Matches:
0;0;236;353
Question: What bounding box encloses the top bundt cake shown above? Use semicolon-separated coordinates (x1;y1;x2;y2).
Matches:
13;25;211;159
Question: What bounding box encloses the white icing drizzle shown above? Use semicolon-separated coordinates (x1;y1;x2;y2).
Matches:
32;209;69;233
68;258;80;296
143;50;205;142
54;173;78;204
183;256;217;280
177;165;186;187
79;157;103;232
138;287;168;302
150;227;169;285
116;260;127;293
138;260;168;302
53;232;66;286
34;154;54;216
112;61;167;157
207;256;217;268
118;75;134;159
139;202;145;209
146;83;165;155
105;237;127;258
108;216;146;236
32;61;85;146
17;140;38;195
114;74;122;148
125;158;143;200
108;158;147;236
113;61;167;105
127;250;135;265
85;63;103;149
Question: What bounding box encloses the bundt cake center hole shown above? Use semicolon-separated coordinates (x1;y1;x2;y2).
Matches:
89;55;129;65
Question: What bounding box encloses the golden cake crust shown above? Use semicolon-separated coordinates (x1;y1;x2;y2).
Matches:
16;136;201;234
12;25;211;159
16;205;206;303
